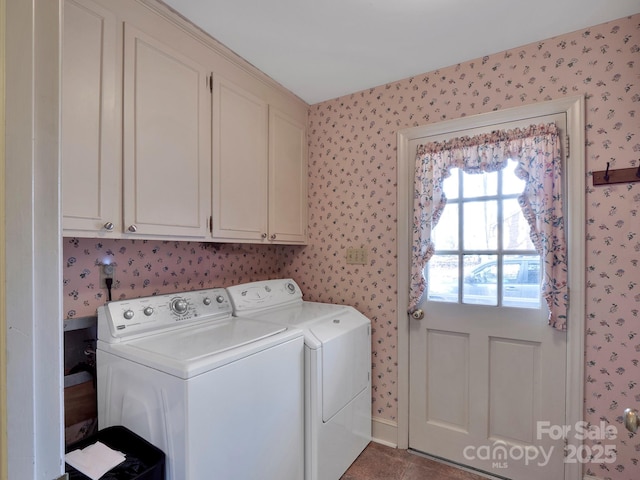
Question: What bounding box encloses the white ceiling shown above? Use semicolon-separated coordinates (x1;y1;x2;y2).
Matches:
162;0;640;104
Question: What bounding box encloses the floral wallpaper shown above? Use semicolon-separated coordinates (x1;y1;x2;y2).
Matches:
63;239;294;318
294;13;639;480
63;12;639;479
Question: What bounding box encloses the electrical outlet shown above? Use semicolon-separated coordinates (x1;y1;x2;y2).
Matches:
100;263;115;288
346;247;368;265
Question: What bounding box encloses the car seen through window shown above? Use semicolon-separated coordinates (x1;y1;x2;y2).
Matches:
427;256;541;308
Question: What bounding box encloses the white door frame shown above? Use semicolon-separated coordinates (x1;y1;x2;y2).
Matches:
5;0;64;478
396;95;585;480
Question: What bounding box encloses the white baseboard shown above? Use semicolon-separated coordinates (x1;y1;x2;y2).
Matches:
583;476;601;480
371;416;398;448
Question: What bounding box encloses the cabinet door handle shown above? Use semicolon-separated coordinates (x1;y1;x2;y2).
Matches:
261;233;268;239
103;222;114;231
270;234;276;240
128;224;137;233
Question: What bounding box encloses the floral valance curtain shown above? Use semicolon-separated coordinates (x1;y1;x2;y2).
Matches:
410;123;568;330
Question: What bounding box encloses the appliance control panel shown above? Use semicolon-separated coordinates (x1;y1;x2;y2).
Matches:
98;288;232;342
227;279;303;314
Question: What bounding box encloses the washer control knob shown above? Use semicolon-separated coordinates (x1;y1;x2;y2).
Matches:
286;282;296;294
216;295;225;304
123;309;135;320
203;297;212;306
171;298;188;314
143;306;154;316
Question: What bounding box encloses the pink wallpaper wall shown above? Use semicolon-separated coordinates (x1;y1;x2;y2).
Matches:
63;13;639;479
295;14;640;480
63;239;297;318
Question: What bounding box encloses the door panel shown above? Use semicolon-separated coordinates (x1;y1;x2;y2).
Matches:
211;76;268;240
62;0;119;233
489;337;540;443
268;107;308;243
123;23;211;237
426;330;469;430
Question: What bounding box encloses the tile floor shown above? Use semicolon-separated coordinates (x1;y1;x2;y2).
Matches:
341;442;492;480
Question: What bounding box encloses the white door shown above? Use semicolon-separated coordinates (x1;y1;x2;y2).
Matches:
408;114;568;479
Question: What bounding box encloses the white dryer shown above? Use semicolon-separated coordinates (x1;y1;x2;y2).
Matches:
227;279;372;480
96;287;304;480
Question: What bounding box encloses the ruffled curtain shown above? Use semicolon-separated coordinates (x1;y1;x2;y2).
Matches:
410;123;568;330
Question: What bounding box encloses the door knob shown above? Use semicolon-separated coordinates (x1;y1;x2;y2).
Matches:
128;224;137;233
103;222;114;231
624;408;638;433
411;309;424;320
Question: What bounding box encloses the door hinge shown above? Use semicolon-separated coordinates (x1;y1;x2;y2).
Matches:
565;134;570;158
208;74;213;93
209;215;213;234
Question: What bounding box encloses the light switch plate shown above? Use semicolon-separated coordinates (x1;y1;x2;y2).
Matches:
346;247;368;265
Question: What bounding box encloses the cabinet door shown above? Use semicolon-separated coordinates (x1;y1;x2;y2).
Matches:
211;77;268;241
123;23;211;238
62;0;119;235
268;108;308;244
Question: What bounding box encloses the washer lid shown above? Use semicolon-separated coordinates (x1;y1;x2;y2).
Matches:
99;318;295;378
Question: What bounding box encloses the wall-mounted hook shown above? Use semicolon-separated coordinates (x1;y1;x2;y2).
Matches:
593;161;640;186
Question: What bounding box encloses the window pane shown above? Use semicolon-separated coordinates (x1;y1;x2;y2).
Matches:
462;171;497;198
442;168;459;200
502;255;541;308
427;255;459;303
502;198;535;250
462;254;497;305
433;203;458;250
463;200;497;250
502;160;527;195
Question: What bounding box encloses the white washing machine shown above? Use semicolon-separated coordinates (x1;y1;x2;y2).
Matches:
96;287;304;480
227;279;372;480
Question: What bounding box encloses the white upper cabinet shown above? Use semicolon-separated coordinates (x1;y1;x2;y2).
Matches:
61;0;307;243
211;77;269;241
268;108;308;244
62;0;120;235
211;77;307;244
122;23;211;238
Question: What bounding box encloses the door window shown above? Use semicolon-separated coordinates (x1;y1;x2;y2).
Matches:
426;160;541;309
